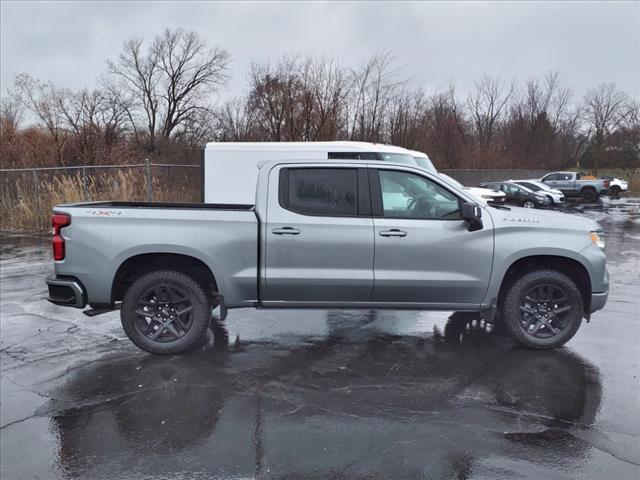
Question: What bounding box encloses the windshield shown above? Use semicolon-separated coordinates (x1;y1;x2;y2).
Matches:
412;156;437;174
380;153;418;166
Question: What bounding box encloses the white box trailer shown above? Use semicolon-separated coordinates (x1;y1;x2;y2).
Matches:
203;141;418;204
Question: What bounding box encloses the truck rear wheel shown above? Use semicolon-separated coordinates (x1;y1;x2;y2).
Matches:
501;270;583;349
121;270;211;354
580;188;597;202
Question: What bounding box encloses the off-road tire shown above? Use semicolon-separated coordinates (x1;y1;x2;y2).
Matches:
610;186;621;197
502;269;583;349
121;270;212;354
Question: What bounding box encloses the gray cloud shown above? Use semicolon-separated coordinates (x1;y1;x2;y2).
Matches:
1;0;638;101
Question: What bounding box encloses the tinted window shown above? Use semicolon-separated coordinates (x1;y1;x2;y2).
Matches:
328;152;380;160
285;168;357;216
544;174;562;181
378;170;460;220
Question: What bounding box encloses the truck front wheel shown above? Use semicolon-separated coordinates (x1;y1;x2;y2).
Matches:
501;270;583;349
121;270;211;354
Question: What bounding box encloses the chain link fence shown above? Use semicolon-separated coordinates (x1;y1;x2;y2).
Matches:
1;163;551;232
1;160;201;231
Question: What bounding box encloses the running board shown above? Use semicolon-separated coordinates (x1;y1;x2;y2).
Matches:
83;307;116;317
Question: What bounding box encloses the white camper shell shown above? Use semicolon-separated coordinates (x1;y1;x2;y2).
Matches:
203;141;417;204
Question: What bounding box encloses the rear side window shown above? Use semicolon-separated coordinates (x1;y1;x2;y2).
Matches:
281;168;358;216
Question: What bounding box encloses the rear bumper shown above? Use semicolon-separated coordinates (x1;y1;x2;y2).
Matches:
46;276;86;308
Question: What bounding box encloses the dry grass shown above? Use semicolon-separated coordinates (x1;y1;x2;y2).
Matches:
0;169;199;232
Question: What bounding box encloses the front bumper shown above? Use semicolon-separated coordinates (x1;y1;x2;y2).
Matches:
590;290;609;313
46;276;86;308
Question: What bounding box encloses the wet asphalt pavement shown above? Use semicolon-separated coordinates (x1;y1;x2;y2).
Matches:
1;198;639;480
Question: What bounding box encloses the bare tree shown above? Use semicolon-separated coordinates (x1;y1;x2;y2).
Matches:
0;95;24;131
12;73;70;165
108;28;230;150
348;51;404;142
467;75;515;160
153;29;230;140
582;83;629;173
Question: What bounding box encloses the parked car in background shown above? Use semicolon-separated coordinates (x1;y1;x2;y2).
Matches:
440;173;506;204
539;172;609;202
480;181;551;208
511;180;565;205
599;176;628;197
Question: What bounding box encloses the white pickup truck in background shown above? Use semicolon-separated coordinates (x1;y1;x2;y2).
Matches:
203;141;418;204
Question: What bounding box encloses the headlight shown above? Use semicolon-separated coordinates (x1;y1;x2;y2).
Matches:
590;231;605;249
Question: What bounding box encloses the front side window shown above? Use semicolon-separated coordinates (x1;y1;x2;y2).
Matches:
284;168;358;216
378;170;461;220
544;174;561;181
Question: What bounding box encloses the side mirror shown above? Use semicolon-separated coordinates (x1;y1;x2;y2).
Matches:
461;202;483;231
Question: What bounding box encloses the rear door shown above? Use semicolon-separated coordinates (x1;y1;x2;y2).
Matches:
370;167;493;306
263;165;374;303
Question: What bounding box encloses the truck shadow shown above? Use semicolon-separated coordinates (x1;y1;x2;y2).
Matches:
47;311;602;479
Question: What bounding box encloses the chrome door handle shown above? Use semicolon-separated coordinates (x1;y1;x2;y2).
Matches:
379;229;407;237
272;227;301;235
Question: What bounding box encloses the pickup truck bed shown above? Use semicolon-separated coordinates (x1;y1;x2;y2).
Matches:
51;201;259;309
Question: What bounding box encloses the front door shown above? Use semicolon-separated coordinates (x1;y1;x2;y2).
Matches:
371;168;494;306
264;166;374;303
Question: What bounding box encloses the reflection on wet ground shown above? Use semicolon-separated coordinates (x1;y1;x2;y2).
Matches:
1;197;639;479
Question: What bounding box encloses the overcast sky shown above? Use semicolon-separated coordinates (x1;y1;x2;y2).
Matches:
1;0;638;103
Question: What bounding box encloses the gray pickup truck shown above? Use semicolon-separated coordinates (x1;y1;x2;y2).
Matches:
47;160;609;353
540;171;610;201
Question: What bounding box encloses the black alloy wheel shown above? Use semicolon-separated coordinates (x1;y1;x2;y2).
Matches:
121;270;212;354
135;284;195;342
502;269;583;349
518;283;572;338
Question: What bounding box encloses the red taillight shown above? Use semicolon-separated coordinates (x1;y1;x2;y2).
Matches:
52;213;71;261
